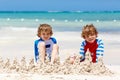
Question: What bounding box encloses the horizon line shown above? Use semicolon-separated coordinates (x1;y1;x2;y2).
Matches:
0;10;120;13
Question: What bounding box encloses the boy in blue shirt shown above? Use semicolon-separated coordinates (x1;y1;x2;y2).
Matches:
34;24;59;64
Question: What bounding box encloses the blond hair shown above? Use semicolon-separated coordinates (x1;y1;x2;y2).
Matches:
37;24;53;37
81;24;98;39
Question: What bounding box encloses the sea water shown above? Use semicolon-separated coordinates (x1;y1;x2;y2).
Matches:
0;11;120;32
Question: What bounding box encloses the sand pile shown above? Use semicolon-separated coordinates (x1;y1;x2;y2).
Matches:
0;51;113;75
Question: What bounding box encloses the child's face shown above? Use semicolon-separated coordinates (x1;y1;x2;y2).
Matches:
40;31;51;41
84;34;97;43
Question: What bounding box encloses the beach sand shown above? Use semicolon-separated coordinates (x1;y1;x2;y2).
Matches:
0;29;120;80
0;51;120;80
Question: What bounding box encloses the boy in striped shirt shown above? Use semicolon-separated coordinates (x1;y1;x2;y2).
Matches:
70;24;104;63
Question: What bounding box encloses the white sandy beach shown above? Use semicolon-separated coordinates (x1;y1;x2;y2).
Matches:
0;72;120;80
0;29;120;80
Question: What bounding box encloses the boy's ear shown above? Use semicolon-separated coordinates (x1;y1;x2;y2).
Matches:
38;34;41;37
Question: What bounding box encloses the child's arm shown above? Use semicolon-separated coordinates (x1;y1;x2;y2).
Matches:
34;40;40;63
79;41;86;61
50;37;59;64
96;39;104;62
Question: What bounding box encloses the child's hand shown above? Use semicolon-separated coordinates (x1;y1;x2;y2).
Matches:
70;56;75;64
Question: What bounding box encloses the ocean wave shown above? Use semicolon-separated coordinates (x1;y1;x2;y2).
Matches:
0;26;36;31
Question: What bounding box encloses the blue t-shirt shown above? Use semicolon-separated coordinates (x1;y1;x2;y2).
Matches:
34;37;57;62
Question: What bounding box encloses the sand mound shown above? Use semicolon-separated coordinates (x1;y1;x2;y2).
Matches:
0;51;113;75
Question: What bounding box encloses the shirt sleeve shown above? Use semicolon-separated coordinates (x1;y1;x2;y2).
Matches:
34;39;40;62
51;37;57;44
96;39;104;61
79;40;86;61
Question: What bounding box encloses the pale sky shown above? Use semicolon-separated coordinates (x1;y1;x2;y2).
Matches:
0;0;120;11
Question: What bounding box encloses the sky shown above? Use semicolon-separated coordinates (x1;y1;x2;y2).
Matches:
0;0;120;11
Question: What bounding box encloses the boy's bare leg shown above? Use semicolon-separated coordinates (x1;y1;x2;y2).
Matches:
51;44;59;64
39;42;46;64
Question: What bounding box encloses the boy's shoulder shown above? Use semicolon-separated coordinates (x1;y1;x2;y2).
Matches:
50;37;57;43
34;38;43;44
50;37;56;40
81;40;86;46
35;38;43;42
96;38;104;44
96;38;103;41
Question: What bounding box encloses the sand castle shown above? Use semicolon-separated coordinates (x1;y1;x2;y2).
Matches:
0;50;113;75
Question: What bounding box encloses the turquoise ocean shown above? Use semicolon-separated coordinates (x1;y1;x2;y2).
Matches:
0;11;120;32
